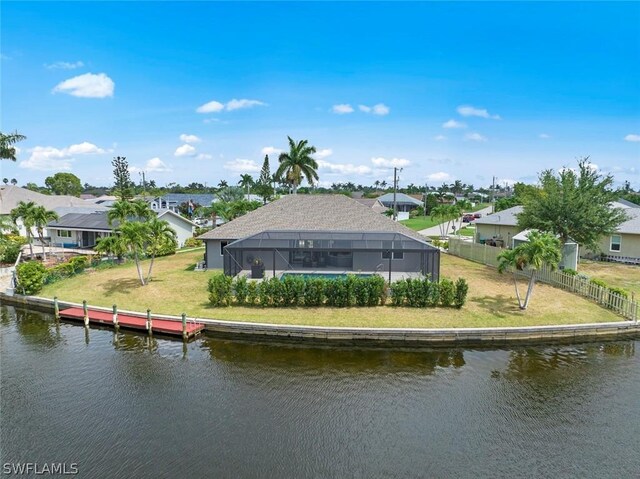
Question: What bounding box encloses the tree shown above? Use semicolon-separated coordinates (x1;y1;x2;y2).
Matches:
424;194;438;216
238;174;254;200
254;155;274;204
44;172;83;196
107;200;135;226
118;221;148;285
497;231;562;310
0;131;26;161
517;159;628;252
2;178;7;185
112;156;134;201
94;234;127;262
10;178;17;186
145;217;177;283
10;201;37;257
276;136;319;194
430;204;459;238
31;206;59;260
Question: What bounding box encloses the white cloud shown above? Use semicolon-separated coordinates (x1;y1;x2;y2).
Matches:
18;141;106;171
539;133;551;139
370;157;411;168
196;153;213;161
457;105;500;119
52;72;114;98
196;101;225;113
434;135;447;141
226;98;266;111
261;146;282;156
196;98;266;113
45;61;84;70
224;158;261;173
624;134;640;142
465;132;488;142
179;134;201;144
145;157;172;172
317;160;372;176
174;144;197;157
426;172;451;182
332;104;354;114
358;103;390;116
442;119;466;129
314;148;333;159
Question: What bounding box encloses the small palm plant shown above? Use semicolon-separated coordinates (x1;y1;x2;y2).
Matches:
497;231;562;310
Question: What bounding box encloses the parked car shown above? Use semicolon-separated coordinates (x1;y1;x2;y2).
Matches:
473;213;482;219
462;214;475;223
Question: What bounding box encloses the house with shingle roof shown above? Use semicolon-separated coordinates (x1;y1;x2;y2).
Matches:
197;195;439;279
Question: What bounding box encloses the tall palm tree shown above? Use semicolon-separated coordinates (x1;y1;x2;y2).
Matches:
31;206;59;260
130;199;154;220
497;231;562;310
145;218;177;282
0;131;27;161
10;201;37;257
118;221;149;286
276;136;319;194
238;174;254;200
430;204;459;239
95;234;127;263
107;200;135;226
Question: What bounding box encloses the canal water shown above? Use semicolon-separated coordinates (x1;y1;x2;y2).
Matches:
1;304;639;478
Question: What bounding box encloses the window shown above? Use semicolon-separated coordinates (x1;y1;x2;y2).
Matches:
58;230;72;238
220;241;229;256
610;235;621;252
382;241;404;260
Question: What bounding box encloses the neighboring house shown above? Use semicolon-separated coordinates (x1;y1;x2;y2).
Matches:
474;205;524;248
197;195;439;279
353;198;387;214
0;185;107;238
476;201;640;265
376;193;423;213
47;210;196;248
83;195;118;208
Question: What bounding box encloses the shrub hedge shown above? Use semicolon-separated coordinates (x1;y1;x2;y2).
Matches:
207;273;468;309
16;261;48;295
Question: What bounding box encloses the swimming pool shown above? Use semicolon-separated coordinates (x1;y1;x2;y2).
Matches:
280;272;374;280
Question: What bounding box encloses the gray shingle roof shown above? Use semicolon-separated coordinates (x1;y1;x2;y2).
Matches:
616;208;640;234
474;205;523;226
376;192;423;206
0;185;98;215
48;212;114;231
197;194;429;241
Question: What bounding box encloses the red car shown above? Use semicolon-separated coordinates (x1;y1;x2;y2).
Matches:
462;214;475;223
473;213;482;219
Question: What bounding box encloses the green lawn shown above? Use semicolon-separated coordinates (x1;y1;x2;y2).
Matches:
38;250;622;328
578;260;640;296
399;217;440;231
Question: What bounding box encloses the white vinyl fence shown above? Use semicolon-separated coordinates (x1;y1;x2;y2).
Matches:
448;238;638;321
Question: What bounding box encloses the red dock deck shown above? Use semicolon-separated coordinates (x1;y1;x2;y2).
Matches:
59;307;205;339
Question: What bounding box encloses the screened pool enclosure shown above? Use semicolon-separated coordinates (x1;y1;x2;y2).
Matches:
222;230;440;281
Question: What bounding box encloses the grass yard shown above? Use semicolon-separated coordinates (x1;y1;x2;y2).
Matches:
399;217;440;231
39;250;623;328
578;260;640;297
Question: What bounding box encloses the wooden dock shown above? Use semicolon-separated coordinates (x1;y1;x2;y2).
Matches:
59;307;205;339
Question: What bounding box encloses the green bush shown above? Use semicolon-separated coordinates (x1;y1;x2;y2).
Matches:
589;278;608;289
439;278;455;307
208;273;233;306
608;287;629;299
425;280;440;307
68;256;88;273
16;261;47;295
454;278;469;309
281;275;305;306
562;268;578;276
246;281;259;306
234;276;248;305
305;278;326;307
0;236;25;264
390;279;408;306
184;237;203;248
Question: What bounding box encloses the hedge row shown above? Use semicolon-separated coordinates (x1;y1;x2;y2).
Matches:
16;256;91;295
208;274;469;309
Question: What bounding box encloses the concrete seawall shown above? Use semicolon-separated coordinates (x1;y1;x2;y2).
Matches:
1;292;639;347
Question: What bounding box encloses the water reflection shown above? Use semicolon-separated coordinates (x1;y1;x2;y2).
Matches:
2;305;63;348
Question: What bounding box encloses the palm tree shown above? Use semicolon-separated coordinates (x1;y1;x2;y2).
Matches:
0;131;27;161
118;221;148;286
238;174;254;200
374;180;380;191
2;178;7;185
497;231;562;310
31;206;59;260
276;136;319;194
10;178;17;186
130;199;154;220
380;180;388;190
145;218;177;283
95;234;127;262
107;200;134;226
10;201;37;257
217;180;228;189
430;204;459;239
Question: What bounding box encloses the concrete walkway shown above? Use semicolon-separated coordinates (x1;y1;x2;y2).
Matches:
418;205;493;238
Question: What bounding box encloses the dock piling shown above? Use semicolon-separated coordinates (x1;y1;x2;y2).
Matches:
53;296;60;320
82;300;89;327
146;309;153;334
182;313;187;340
113;305;119;330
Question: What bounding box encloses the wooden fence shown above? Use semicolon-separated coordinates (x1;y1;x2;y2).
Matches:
448;238;639;321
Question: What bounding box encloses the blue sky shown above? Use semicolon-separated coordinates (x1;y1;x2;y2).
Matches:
2;1;639;190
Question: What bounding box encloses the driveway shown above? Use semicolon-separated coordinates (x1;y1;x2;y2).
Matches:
418;205;494;238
